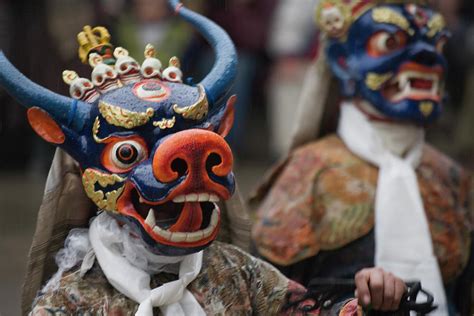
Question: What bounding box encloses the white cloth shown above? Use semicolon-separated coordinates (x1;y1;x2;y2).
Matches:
337;102;447;315
89;212;206;316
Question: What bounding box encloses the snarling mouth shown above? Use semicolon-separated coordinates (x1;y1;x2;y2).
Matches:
117;183;222;247
382;63;443;103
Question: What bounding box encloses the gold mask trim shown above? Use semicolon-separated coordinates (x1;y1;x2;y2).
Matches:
99;101;154;129
372;7;413;35
419;101;434;117
173;85;209;120
153;116;176;129
427;14;446;38
92;116;110;143
82;168;125;211
365;72;393;90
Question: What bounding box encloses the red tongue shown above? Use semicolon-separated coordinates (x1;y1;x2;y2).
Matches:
411;78;433;90
169;202;203;232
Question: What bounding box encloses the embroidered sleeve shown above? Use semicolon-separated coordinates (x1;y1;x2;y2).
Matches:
241;245;361;315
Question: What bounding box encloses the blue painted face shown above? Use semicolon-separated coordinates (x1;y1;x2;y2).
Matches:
326;4;449;123
60;80;236;257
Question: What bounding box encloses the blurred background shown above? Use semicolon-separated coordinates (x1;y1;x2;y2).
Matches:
1;0;473;314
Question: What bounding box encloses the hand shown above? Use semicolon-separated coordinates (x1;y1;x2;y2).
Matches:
354;267;407;311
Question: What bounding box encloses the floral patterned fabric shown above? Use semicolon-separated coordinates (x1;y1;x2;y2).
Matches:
29;241;354;315
252;134;472;283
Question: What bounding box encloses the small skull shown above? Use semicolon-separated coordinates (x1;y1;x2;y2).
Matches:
71;78;99;102
62;70;99;102
318;3;349;38
162;56;183;83
405;4;428;28
141;44;163;79
114;47;141;85
89;53;120;93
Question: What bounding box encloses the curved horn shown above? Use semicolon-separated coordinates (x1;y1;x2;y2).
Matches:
168;0;237;105
0;51;91;131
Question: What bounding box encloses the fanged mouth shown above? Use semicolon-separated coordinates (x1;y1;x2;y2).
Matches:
382;65;443;103
117;184;222;247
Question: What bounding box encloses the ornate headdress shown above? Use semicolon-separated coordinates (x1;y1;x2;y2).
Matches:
63;27;186;101
315;0;430;39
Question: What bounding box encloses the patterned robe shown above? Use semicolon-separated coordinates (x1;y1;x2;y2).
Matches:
29;241;358;315
252;135;473;312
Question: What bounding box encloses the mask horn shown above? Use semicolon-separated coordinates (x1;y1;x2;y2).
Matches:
0;51;91;132
168;0;237;106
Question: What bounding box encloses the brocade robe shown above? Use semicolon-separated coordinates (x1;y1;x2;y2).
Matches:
252;135;473;313
30;241;359;315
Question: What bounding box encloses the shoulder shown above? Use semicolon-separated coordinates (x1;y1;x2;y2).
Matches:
30;263;136;314
421;144;470;182
419;144;472;214
251;135;368;205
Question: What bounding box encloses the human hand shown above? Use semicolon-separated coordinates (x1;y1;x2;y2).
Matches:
354;267;407;311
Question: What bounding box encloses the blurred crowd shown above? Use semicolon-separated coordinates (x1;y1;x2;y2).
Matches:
1;0;474;174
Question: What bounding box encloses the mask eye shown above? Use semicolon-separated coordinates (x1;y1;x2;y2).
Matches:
367;31;407;57
102;138;148;173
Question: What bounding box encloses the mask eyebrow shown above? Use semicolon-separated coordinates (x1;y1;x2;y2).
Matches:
98;100;154;129
372;7;413;35
92;116;139;143
426;13;446;38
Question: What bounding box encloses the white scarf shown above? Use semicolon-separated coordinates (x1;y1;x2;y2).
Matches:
337;102;447;315
89;212;206;316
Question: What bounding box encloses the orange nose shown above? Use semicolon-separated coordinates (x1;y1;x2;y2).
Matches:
152;129;233;186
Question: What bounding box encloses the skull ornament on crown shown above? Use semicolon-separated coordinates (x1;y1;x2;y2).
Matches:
0;0;238;256
89;53;121;93
114;47;142;84
141;44;163;79
316;0;449;123
62;70;99;102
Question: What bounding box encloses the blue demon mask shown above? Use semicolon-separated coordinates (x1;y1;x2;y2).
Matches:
0;0;238;256
317;0;449;123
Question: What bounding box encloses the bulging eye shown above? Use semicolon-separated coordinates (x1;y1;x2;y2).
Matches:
367;31;407;57
102;138;148;173
111;140;144;169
